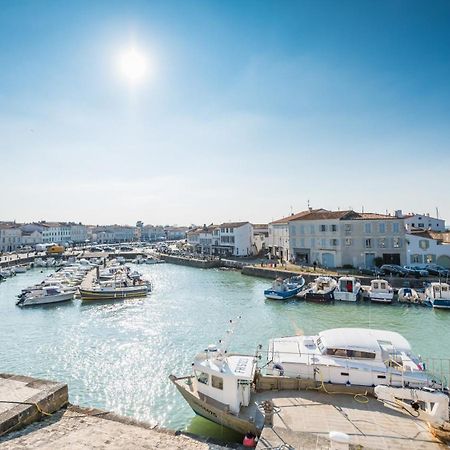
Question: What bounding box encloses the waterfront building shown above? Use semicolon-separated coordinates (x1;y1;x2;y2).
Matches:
0;223;22;252
20;230;43;247
164;226;189;240
69;223;88;243
141;225;165;242
212;222;253;257
401;211;445;232
186;225;216;254
275;209;407;269
252;224;269;255
406;230;450;268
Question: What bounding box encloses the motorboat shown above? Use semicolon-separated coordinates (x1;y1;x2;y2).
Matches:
79;282;150;301
17;286;76;307
267;328;439;388
397;287;423;304
145;256;164;264
170;323;444;437
298;276;337;303
368;279;394;303
0;268;15;278
14;265;29;274
334;276;361;302
264;276;305;300
425;282;450;309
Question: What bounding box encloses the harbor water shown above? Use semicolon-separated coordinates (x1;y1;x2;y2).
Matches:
1;264;450;441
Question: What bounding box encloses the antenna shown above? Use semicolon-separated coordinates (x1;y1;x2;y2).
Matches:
362;205;364;213
307;199;310;209
218;316;242;355
436;207;439;219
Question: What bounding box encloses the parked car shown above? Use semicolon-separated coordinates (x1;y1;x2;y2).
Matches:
379;264;408;277
358;267;384;276
403;265;429;278
103;246;115;252
90;246;103;252
424;264;450;277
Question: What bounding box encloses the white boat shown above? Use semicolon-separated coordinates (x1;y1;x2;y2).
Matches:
298;276;337;303
368;279;394;303
170;324;443;437
0;268;15;278
397;287;422;304
425;282;450;309
17;286;76;307
267;328;436;388
14;264;30;273
334;276;361;302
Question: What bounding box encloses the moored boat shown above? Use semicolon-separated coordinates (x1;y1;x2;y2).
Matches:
334;276;361;302
264;276;305;300
368;279;394;303
17;286;76;307
425;282;450;309
397;287;423;304
298;276;337;302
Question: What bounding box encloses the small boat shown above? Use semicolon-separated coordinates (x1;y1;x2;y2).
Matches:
264;276;305;300
425;282;450;309
0;268;15;278
368;279;394;304
79;283;150;301
17;286;76;307
397;287;422;304
334;276;361;302
145;256;164;264
299;276;337;303
14;264;30;274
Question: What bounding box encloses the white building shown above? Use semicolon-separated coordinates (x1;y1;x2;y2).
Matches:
0;224;22;252
406;230;450;268
402;211;445;232
213;222;253;257
69;223;88;243
21;230;43;247
252;223;269;255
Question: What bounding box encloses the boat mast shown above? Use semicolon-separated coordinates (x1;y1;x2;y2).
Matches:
218;316;242;355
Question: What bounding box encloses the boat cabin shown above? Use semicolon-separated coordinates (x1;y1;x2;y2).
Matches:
370;279;391;292
192;345;256;415
338;277;357;293
429;282;450;300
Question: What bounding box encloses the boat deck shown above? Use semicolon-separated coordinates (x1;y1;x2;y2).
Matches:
253;389;445;450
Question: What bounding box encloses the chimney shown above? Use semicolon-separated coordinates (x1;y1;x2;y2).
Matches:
394;210;403;218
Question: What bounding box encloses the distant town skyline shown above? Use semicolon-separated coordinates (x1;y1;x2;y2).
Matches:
1;1;449;224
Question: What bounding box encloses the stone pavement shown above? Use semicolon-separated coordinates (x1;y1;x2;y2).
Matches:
0;406;231;450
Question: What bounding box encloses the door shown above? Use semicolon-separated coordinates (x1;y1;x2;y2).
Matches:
365;253;375;268
322;253;335;268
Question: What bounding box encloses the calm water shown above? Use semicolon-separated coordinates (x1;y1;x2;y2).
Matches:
1;265;450;441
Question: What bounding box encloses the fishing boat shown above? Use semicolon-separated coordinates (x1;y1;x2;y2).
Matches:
425;282;450;309
298;276;337;302
368;279;394;304
17;286;76;307
264;276;305;300
334;276;361;302
170;323;442;437
266;328;440;388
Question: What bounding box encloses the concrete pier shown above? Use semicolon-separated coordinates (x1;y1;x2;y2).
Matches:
254;390;445;450
0;374;68;437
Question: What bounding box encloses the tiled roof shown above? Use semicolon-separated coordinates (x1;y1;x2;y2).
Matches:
345;212;400;221
408;230;450;243
283;209;354;222
270;209;328;224
219;221;249;228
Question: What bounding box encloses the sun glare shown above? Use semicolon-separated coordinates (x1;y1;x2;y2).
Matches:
118;46;148;85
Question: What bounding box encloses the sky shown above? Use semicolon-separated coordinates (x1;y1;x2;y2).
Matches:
1;0;449;226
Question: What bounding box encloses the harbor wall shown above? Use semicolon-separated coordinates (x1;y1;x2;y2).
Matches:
156;253;221;269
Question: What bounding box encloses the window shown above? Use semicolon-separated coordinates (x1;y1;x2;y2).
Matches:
331;239;338;246
331;224;337;232
393;237;401;248
344;223;352;235
195;371;209;385
425;254;436;264
321;238;326;247
310;225;314;234
320;224;326;232
419;240;429;250
211;375;223;390
378;238;386;248
365;238;372;248
411;254;422;263
230;228;234;233
379;223;386;233
300;225;305;234
365;223;372;234
393;223;400;233
290;226;296;235
345;238;352;246
418;223;425;228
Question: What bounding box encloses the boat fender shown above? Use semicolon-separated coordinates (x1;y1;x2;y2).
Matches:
243;432;257;447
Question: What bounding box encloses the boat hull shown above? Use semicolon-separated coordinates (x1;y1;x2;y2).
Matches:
79;287;148;301
264;287;301;300
369;294;393;304
429;299;450;309
334;290;359;302
170;376;258;436
304;291;335;303
19;292;75;307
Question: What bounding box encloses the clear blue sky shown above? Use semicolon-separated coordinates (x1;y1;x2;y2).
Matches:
1;0;449;225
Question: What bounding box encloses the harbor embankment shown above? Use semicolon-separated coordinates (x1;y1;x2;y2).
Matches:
0;374;232;449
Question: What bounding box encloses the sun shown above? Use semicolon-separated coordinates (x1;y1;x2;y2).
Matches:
118;46;148;85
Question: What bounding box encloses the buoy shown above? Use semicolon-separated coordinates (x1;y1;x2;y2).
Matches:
243;432;257;447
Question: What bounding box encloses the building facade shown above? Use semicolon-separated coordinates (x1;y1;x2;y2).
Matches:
0;224;22;252
406;231;450;268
